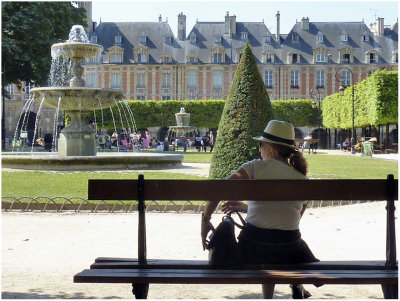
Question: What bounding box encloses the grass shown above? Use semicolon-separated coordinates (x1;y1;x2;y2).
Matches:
2;171;204;200
2;152;397;201
304;154;398;179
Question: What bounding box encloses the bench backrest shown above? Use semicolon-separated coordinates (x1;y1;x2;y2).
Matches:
88;175;397;269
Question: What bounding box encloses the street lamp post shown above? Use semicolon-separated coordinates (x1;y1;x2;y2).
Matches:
335;67;356;154
310;87;322;149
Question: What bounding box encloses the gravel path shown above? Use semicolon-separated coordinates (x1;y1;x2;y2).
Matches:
2;202;392;299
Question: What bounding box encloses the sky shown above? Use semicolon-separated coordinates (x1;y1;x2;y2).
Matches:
91;0;399;36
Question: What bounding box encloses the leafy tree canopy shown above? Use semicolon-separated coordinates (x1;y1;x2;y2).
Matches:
2;1;87;87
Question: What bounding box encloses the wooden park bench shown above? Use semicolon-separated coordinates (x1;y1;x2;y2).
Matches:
294;139;320;154
74;175;398;299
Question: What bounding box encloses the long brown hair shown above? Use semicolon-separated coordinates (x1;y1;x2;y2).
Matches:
266;143;308;176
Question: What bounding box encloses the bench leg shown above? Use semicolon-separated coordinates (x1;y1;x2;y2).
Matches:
382;284;398;299
132;283;149;299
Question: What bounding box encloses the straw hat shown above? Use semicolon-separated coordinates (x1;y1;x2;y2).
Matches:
253;120;295;148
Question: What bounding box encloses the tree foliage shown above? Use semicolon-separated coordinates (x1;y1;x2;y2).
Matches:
209;43;273;179
322;70;398;129
2;2;87;86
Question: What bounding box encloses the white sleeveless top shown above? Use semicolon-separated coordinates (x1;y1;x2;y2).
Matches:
238;159;308;230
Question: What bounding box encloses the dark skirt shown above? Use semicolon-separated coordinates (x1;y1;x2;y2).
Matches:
238;223;319;265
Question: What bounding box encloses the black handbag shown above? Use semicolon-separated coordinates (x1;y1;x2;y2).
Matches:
206;211;246;267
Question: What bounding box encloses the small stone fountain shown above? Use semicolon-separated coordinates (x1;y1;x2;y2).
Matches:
2;25;183;170
169;107;197;137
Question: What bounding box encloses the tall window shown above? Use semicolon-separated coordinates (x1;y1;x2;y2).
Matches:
316;53;325;63
316;70;325;88
369;53;377;63
137;72;146;88
213;53;223;63
111;53;121;63
137;53;147;63
292;53;298;64
341;70;352;87
7;84;14;95
187;70;197;89
342;53;351;64
85;73;97;88
213;71;223;89
290;70;299;88
24;82;33;99
264;70;273;88
162;72;171;88
111;73;121;89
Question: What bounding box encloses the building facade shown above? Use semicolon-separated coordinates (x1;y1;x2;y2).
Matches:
84;12;398;102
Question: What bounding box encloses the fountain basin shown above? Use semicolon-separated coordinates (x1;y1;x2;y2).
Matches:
51;42;103;59
2;152;184;171
30;87;123;111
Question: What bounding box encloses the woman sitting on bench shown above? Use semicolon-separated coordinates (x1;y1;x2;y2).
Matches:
201;120;319;299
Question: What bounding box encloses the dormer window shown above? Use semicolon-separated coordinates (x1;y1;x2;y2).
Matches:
340;34;348;42
91;35;98;43
292;53;299;64
241;32;248;40
137;53;147;63
115;35;122;44
140;35;147;44
187;55;198;64
190;33;197;43
363;35;370;42
342;53;351;64
317;34;324;43
214;35;222;44
165;36;172;43
292;34;299;42
264;36;272;43
316;53;325;62
367;52;378;64
164;56;170;63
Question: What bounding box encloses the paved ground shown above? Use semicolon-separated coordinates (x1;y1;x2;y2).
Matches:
1;201;393;299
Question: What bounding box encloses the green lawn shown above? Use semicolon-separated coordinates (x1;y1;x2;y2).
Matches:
2;153;397;200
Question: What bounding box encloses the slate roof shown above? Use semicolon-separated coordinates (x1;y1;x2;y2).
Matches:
90;18;398;66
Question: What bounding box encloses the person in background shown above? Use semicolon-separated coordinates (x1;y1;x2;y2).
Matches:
201;120;318;299
209;131;215;152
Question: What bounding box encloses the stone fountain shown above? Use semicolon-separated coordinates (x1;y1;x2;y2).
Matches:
31;25;122;156
168;107;197;138
2;25;183;170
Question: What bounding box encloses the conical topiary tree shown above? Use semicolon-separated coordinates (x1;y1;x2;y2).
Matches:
209;42;273;179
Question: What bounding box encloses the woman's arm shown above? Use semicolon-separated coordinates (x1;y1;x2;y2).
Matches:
201;168;249;250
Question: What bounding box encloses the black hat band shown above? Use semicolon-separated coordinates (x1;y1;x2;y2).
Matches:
262;132;295;146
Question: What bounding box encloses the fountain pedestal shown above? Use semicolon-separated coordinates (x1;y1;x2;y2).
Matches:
58;111;96;156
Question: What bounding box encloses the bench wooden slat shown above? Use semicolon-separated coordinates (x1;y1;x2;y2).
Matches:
90;259;391;271
88;179;398;201
74;268;398;285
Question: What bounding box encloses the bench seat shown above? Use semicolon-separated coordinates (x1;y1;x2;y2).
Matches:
90;257;392;271
74;267;398;285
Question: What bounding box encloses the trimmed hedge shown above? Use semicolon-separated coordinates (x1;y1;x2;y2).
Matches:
88;98;321;131
209;43;273;179
322;70;398;129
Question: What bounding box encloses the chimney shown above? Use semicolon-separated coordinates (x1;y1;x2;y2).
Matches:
230;15;237;35
276;11;280;44
225;12;230;34
301;17;309;30
178;12;186;40
377;17;384;35
159;14;162;22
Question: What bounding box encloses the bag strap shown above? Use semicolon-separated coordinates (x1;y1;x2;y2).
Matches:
226;211;246;229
